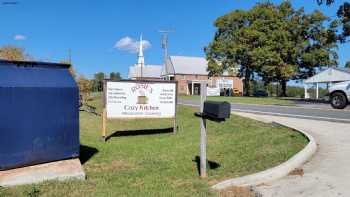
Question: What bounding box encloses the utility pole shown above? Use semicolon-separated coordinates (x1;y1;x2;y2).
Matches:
159;30;174;79
68;48;72;64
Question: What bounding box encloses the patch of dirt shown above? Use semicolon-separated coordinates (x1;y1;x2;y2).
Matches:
85;160;135;172
217;186;262;197
288;168;304;176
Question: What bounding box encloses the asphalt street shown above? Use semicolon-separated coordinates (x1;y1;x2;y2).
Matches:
178;99;350;123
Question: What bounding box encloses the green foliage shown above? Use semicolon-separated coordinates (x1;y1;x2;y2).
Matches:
317;0;335;5
110;72;122;81
336;2;350;43
206;2;340;96
24;186;40;197
92;72;123;91
346;61;350;68
92;72;105;92
77;75;93;104
0;45;29;61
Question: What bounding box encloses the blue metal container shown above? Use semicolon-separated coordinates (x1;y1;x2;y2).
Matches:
0;60;80;170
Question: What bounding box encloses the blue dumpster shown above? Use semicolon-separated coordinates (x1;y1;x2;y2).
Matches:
0;60;80;170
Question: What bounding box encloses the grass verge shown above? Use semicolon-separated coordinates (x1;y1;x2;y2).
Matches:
180;95;295;106
0;95;307;197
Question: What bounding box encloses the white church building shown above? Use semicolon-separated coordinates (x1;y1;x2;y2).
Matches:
128;35;162;80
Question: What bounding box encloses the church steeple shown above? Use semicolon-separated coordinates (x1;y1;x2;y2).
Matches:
137;34;145;67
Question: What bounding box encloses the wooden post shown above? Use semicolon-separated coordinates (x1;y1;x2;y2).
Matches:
102;108;107;141
102;80;107;142
173;82;178;133
200;81;207;178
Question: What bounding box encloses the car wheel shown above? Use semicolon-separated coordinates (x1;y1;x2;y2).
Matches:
331;92;348;109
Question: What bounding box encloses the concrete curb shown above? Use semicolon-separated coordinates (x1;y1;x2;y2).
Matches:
0;159;86;187
211;112;317;190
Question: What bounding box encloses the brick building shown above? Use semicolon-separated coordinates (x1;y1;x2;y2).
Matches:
161;56;243;95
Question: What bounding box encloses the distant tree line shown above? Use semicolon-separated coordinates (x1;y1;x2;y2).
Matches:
92;72;122;92
206;1;350;97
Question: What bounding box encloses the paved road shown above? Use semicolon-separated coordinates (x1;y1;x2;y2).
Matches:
178;99;350;123
235;113;350;197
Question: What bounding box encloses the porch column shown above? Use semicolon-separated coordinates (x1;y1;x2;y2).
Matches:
316;83;319;99
186;83;189;95
191;82;194;95
304;84;308;99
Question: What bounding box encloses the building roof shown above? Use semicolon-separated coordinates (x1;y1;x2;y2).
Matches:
162;56;236;76
304;67;350;84
169;56;208;75
128;65;162;79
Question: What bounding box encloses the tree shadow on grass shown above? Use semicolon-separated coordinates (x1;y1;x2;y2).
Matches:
80;145;98;164
193;156;221;176
105;127;174;141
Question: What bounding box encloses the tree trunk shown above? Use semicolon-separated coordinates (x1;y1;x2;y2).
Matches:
280;80;287;97
244;69;251;96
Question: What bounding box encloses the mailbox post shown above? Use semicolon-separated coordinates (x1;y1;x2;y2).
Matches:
195;82;231;178
199;82;207;178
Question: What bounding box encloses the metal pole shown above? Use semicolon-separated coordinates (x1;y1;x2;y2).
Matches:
304;84;308;99
200;81;207;178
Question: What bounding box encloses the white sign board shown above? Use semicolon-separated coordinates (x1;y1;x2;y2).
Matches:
207;87;220;96
217;79;233;89
106;81;176;118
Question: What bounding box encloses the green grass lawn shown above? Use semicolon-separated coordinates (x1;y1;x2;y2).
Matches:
180;95;295;106
0;95;307;197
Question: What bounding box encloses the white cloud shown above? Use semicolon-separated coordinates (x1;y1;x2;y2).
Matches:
114;36;151;53
14;34;26;41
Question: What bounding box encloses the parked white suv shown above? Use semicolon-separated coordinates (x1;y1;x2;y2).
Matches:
329;81;350;109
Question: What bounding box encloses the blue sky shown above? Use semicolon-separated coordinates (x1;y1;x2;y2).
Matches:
1;0;349;79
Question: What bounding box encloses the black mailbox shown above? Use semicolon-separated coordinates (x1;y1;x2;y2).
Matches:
202;101;231;121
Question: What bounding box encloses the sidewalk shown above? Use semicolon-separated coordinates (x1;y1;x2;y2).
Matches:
234;112;350;197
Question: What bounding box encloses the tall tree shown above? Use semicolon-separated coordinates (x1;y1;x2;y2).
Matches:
110;72;122;81
206;2;340;96
77;75;93;104
0;45;28;61
336;2;350;43
93;72;105;92
205;9;256;96
317;0;350;43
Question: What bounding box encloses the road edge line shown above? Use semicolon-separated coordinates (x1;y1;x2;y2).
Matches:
211;112;317;190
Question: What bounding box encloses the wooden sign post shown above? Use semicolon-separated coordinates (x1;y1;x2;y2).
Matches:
199;81;207;178
101;80;177;141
